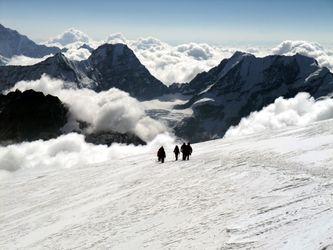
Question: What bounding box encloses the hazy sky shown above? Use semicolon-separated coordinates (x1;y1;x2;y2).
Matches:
0;0;332;45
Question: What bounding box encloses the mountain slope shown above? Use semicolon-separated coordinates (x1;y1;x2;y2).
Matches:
0;24;60;58
174;52;333;142
0;119;332;249
0;43;169;99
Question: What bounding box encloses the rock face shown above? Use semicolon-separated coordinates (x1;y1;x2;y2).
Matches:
0;43;169;100
0;24;60;58
0;90;68;144
85;131;146;146
174;52;333;142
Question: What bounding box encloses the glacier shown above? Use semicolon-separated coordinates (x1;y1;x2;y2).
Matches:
0;118;332;249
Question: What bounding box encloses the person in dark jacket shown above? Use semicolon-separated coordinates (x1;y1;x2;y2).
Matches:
157;146;166;163
185;142;192;160
173;145;180;161
181;143;187;160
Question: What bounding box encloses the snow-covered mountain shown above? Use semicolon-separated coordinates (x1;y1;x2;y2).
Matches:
0;43;169;100
173;52;333;142
2;48;333;140
0;24;61;58
1;118;332;249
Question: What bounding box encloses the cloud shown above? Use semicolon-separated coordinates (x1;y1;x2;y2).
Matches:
5;47;91;65
62;42;92;61
7;54;53;66
45;28;91;47
8;75;167;142
272;40;333;72
6;43;94;66
133;38;231;84
0;132;175;176
176;43;215;60
225;92;333;137
109;35;234;84
106;33;127;44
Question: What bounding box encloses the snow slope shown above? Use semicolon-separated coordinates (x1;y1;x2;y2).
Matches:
1;119;333;249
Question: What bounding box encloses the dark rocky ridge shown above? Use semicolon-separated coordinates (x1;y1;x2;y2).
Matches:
0;89;68;144
85;131;146;146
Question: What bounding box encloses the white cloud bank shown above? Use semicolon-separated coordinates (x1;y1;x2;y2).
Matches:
62;42;92;61
6;48;91;65
0;132;174;176
272;40;333;72
41;28;99;61
7;54;53;66
225;92;333;137
8;75;167;142
46;28;92;47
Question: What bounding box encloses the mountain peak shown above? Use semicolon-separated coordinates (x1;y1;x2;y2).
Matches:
87;43;169;98
44;52;70;65
229;50;255;61
89;43;136;66
231;50;247;57
92;43;128;54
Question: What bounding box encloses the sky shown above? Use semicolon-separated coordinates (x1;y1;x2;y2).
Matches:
0;0;332;46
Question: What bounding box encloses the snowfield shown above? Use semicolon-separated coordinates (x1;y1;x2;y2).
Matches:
1;119;333;249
